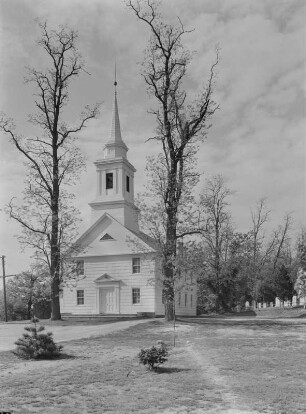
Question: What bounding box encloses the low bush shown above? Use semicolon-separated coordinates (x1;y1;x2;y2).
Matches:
138;341;169;370
13;317;62;359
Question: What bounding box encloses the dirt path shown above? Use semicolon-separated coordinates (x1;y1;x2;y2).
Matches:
185;339;264;414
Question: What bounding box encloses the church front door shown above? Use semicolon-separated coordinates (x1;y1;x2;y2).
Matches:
99;287;118;314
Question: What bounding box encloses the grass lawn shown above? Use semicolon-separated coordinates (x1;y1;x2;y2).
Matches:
0;318;305;414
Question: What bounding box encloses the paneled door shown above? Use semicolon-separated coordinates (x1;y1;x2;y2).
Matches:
99;288;117;313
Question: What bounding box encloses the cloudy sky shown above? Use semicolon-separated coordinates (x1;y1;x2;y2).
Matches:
0;0;305;275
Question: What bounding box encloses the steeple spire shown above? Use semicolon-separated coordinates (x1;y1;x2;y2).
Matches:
91;69;139;230
103;67;128;159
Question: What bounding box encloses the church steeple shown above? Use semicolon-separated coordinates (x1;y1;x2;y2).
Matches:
89;75;140;232
103;72;128;159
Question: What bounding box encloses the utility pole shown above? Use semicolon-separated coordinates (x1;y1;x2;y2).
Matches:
1;255;8;322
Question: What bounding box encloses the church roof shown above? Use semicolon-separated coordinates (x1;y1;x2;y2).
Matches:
130;229;159;250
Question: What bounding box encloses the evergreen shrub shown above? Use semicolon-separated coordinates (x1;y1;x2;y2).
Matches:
13;317;62;359
138;341;169;370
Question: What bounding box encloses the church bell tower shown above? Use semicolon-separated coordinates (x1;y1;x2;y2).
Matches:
89;78;140;232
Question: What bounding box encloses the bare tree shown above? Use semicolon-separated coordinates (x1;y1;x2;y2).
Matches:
199;175;233;311
248;198;293;302
0;22;99;319
128;0;218;320
271;213;292;271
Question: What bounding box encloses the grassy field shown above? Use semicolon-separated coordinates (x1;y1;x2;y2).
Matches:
0;318;305;414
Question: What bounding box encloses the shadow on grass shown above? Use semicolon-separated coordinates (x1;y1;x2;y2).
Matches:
155;366;193;374
176;317;306;331
56;353;81;360
8;351;88;362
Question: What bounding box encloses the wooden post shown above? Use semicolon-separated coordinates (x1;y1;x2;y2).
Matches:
1;256;8;322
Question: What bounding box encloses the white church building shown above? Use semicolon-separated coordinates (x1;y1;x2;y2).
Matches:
60;84;196;317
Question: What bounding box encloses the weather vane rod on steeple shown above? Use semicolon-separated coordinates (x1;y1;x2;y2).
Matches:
114;62;117;89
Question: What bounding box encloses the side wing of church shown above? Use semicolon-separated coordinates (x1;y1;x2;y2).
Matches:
60;83;196;317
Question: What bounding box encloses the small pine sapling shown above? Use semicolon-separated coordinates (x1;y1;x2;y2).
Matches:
13;317;62;359
138;341;169;370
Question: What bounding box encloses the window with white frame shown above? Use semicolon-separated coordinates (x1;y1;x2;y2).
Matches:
190;294;193;307
132;288;140;304
185;293;188;307
77;290;84;305
76;260;84;276
178;292;181;306
132;257;140;273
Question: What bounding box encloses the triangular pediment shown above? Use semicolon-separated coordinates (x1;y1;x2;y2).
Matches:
100;233;114;241
94;273;118;283
73;212;156;258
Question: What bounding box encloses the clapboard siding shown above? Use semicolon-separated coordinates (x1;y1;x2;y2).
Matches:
175;286;197;316
61;253;157;315
60;252;197;317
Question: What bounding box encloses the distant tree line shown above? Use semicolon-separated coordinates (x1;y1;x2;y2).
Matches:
139;172;304;314
191;176;303;313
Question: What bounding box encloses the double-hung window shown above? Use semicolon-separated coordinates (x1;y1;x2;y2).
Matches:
77;290;84;305
132;288;140;304
132;257;140;273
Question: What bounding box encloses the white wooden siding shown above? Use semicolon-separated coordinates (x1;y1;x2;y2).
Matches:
61;254;156;315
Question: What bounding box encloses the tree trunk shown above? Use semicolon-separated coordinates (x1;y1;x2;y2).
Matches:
27;298;32;320
164;202;177;321
50;154;61;320
164;300;174;321
51;276;61;320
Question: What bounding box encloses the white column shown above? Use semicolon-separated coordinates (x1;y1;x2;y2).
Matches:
96;288;100;314
96;170;101;197
131;174;134;200
118;168;122;197
101;171;106;196
115;168;119;194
